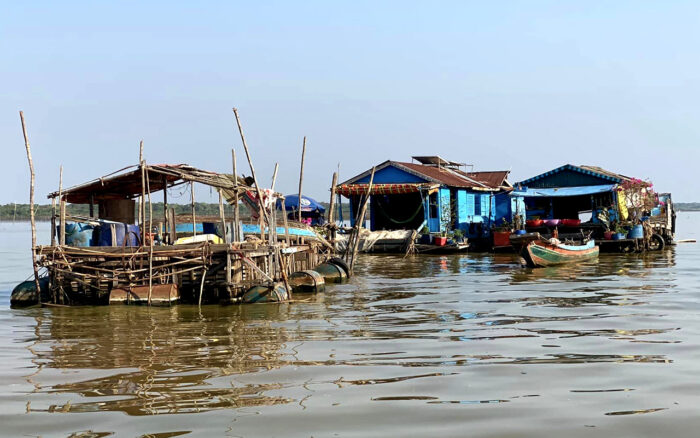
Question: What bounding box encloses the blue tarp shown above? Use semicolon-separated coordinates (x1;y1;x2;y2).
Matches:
514;184;616;198
277;195;326;213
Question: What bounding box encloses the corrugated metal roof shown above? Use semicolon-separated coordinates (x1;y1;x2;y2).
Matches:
395;162;490;189
466;171;511;189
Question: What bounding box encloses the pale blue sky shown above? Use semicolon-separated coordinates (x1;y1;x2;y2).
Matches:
2;1;699;203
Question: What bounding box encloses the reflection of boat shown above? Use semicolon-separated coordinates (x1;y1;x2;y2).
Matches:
512;232;599;268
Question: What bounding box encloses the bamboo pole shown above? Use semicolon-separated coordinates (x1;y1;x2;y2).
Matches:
219;189;227;243
162;175;168;244
139;141;144;233
328;172;338;224
281;199;290;245
139;142;146;274
59;165;65;246
190;181;197;237
232;108;270;228
232;149;240;242
349;166;375;274
50;197;56;247
19;111;42;303
146;167;153;306
270;162;279;192
328;172;338;242
297;136;306;223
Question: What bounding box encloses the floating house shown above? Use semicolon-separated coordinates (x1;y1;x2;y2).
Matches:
14;163;342;307
514;164;675;251
336;156;513;242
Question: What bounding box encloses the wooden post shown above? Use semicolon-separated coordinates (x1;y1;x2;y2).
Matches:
162;175;168;244
190;181;197;237
146;167;153;306
59;165;65;246
349;166;375;274
328;172;338;242
297;136;306;223
328;172;338;224
232;108;270;228
219;189;227;243
232;148;240;242
50;197;56;246
281;198;290;245
168;207;177;246
139;141;145;235
19;111;42;303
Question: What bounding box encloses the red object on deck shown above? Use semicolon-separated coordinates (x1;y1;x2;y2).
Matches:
434;236;447;246
526;219;543;227
604;231;614;240
561;219;581;226
493;231;511;247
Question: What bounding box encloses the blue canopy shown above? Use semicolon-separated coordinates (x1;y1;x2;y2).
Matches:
514;184;616;198
278;195;326;213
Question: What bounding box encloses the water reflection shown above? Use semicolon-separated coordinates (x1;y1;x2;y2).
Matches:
2;218;693;437
27;306;299;416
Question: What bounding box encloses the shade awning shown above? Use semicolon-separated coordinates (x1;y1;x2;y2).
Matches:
336;183;438;197
514;184;617;198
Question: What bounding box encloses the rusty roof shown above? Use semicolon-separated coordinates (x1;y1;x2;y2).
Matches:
394;162;492;189
466;171;512;189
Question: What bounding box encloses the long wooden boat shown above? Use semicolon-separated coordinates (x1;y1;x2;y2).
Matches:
512;233;599;268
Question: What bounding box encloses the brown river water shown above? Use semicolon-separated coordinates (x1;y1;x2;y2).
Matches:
1;215;699;437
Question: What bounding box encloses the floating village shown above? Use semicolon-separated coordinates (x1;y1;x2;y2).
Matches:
11;110;678;307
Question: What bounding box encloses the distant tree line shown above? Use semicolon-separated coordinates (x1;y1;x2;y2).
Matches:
675;203;700;211
0;201;353;221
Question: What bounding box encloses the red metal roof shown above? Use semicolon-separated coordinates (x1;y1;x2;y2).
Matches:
394;162;490;189
466;171;511;189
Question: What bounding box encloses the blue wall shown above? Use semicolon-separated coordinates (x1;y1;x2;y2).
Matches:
354;165;427;184
524;168;617;188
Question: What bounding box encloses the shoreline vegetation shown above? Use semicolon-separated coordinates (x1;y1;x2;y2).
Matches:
0;202;353;221
0;202;695;222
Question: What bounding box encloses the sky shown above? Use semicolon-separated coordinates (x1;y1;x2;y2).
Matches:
2;1;699;204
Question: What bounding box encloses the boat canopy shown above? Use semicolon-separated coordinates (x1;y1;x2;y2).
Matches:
514;184;616;198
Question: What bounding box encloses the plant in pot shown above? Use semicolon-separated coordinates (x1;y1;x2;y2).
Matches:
452;229;464;243
613;223;627;240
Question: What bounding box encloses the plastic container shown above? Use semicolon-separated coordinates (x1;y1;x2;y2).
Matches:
62;222;97;247
612;232;626;240
627;224;644;239
544;219;560;226
604;231;614;240
434;236;447;246
514;229;527;235
493;231;511;247
95;222;140;247
526;219;543;227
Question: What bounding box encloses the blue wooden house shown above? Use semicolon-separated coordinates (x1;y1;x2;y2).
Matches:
514;164;635;225
336;156;512;239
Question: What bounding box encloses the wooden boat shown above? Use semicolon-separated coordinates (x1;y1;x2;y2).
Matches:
511;233;599;268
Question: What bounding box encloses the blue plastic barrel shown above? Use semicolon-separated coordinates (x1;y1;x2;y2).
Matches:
627;224;644;239
95;223;140;247
62;222;97;247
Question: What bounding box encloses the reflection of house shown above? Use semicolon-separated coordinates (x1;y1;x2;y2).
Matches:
336;156;512;239
515;164;635;225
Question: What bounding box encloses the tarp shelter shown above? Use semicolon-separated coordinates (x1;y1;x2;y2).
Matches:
278;195;325;213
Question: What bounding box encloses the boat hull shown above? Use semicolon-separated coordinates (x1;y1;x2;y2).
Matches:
522;239;599;268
